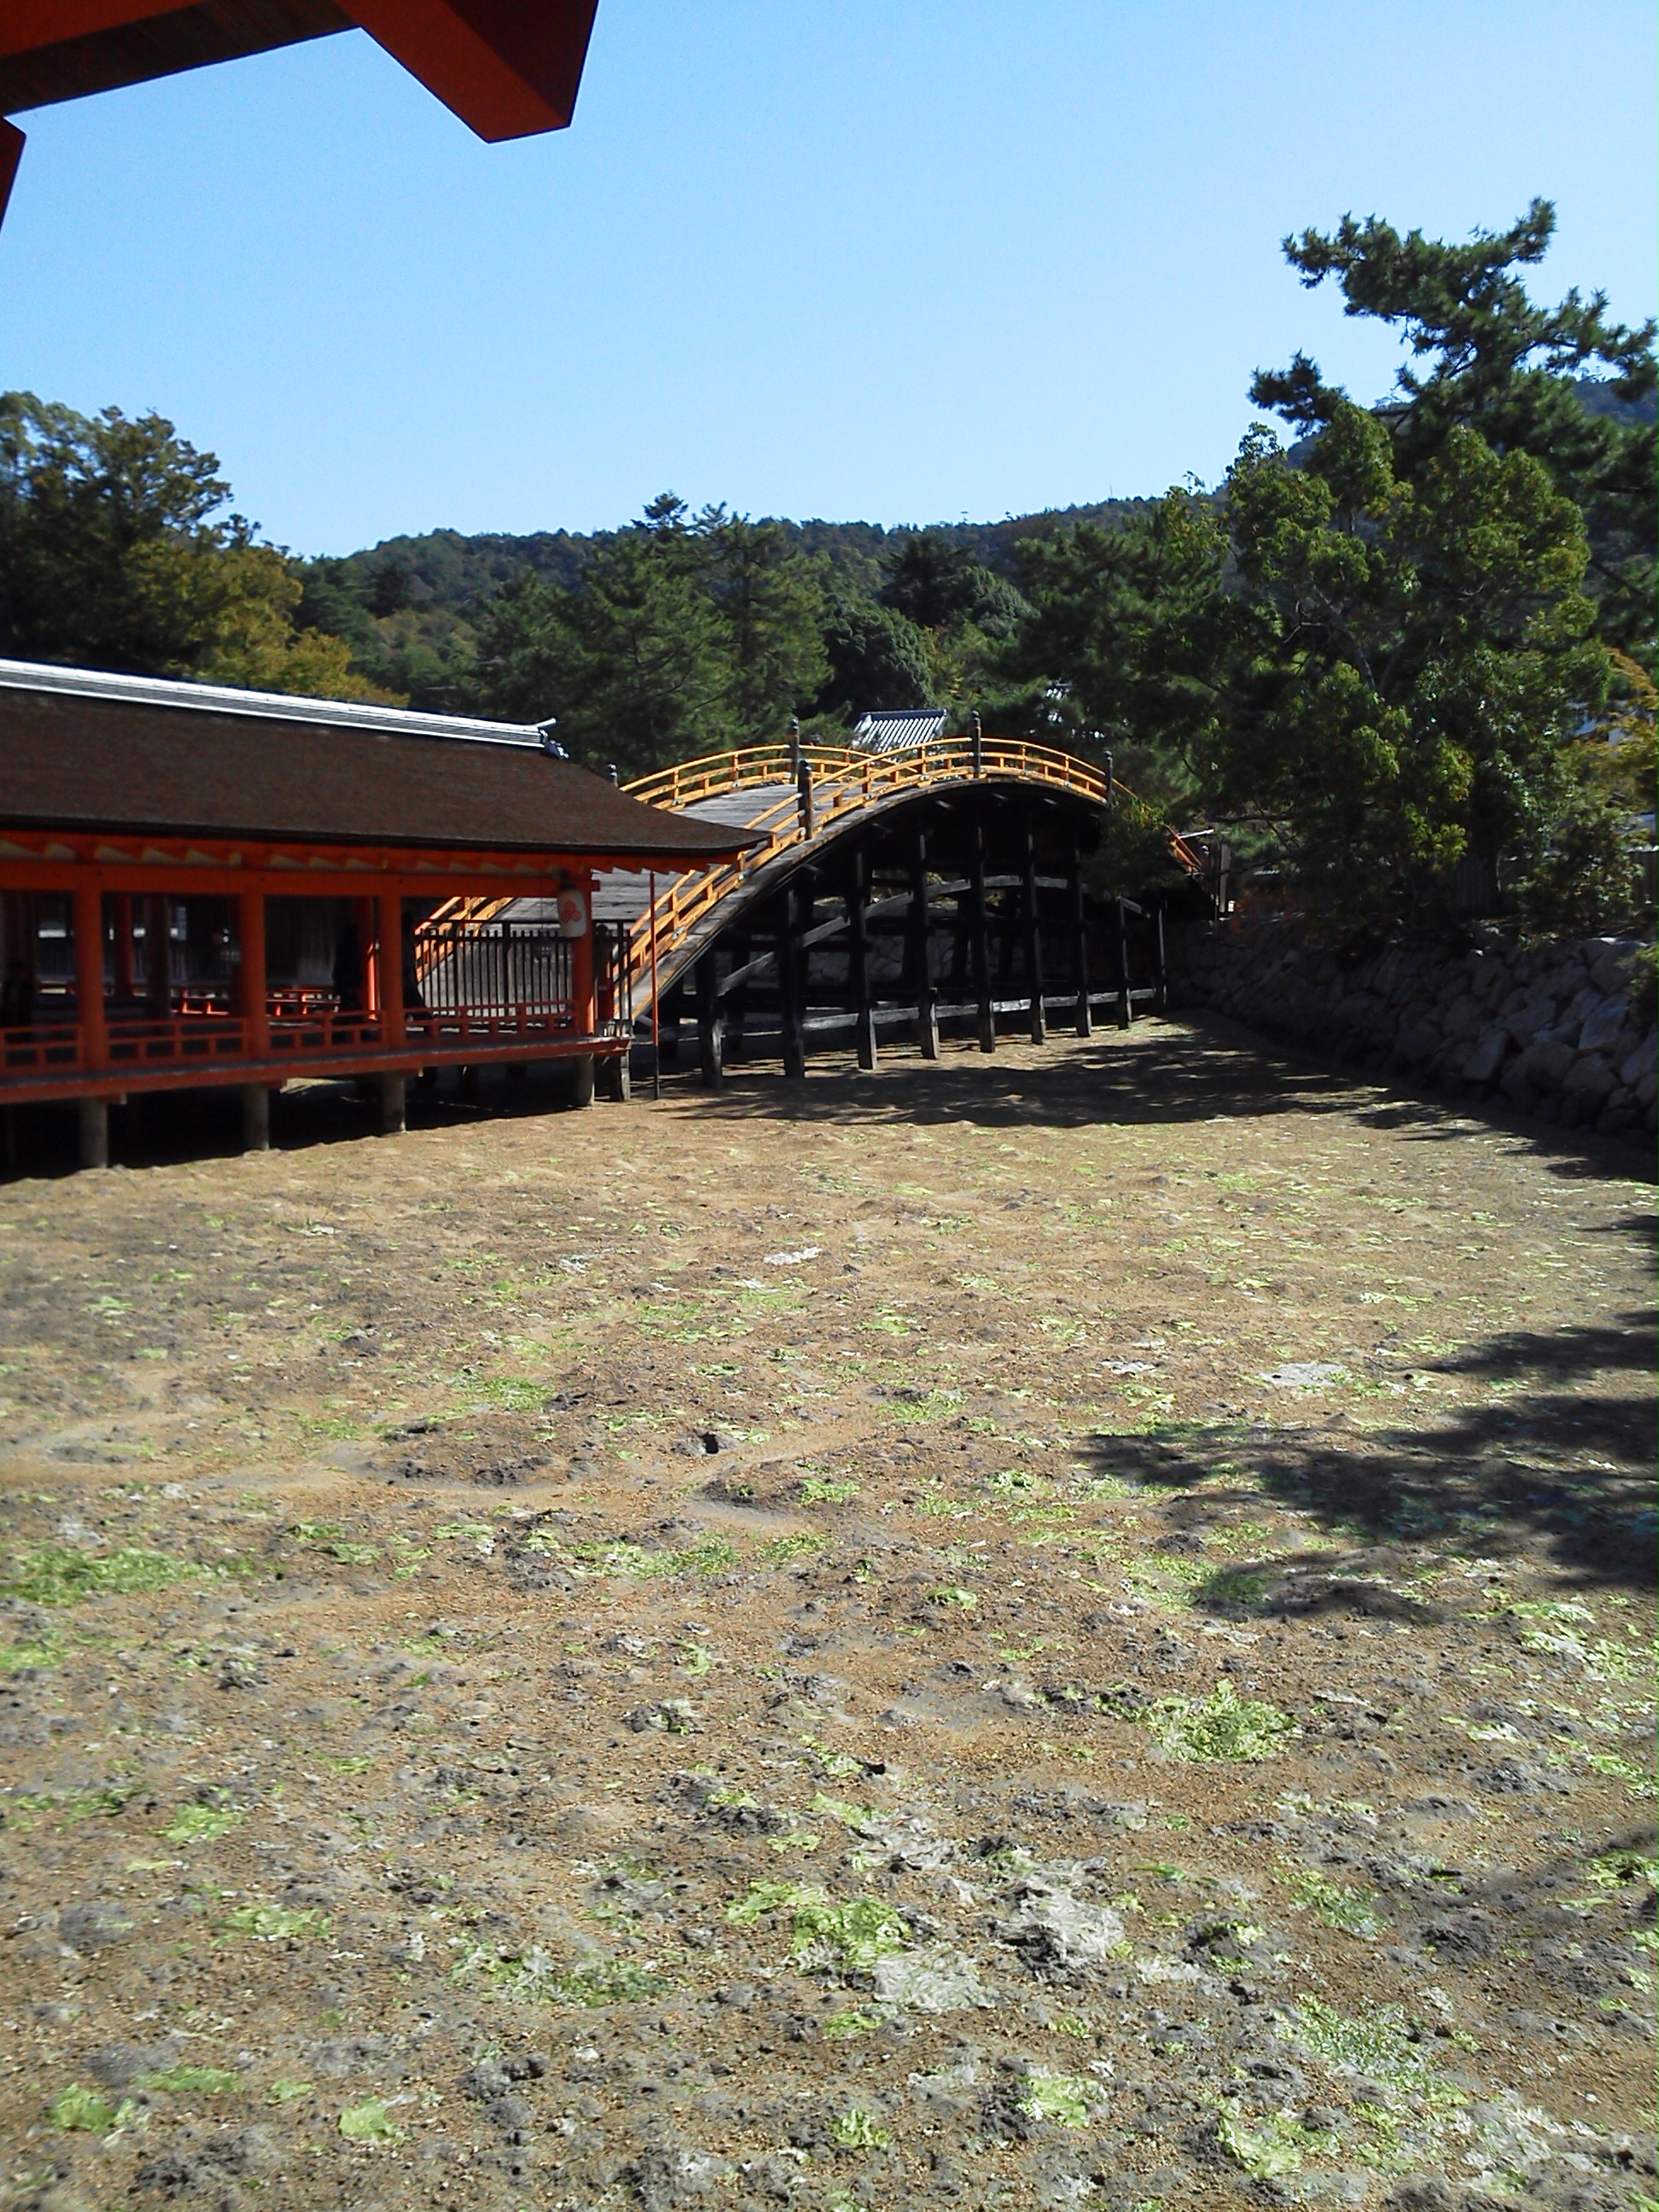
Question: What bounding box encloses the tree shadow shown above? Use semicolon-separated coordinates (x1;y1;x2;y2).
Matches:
670;1015;1657;1187
1080;1302;1657;1595
668;1023;1658;1590
685;1021;1389;1133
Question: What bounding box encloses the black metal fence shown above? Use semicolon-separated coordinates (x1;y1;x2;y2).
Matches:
414;918;573;1018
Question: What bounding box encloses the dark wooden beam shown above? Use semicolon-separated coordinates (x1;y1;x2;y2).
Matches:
777;884;806;1081
1022;813;1045;1045
909;821;939;1062
969;811;994;1054
0;3;599;143
724;926;751;1063
1068;838;1091;1039
846;844;876;1072
696;950;723;1091
0;1;350;114
0;119;24;225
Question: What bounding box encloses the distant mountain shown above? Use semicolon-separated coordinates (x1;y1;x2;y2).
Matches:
1574;372;1656;429
320;499;1152;620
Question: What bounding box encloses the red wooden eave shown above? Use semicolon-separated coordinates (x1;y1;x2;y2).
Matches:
0;0;599;226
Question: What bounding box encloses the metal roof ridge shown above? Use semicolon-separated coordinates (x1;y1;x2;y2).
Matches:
0;656;545;748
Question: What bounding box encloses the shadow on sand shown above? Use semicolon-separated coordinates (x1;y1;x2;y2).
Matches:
673;1019;1658;1597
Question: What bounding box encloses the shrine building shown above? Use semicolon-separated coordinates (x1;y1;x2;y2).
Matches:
0;659;748;1165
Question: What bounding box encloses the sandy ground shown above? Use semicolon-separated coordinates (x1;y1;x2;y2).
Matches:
0;1015;1653;2212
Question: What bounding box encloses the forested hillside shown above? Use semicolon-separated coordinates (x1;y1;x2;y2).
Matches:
292;501;1150;713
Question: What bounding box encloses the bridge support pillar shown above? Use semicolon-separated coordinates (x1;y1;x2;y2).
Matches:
661;978;684;1068
1022;818;1045;1045
779;884;806;1080
847;847;876;1072
970;815;995;1054
1154;896;1168;1014
1115;899;1132;1030
725;929;751;1062
696;953;725;1090
1069;841;1092;1038
909;824;939;1060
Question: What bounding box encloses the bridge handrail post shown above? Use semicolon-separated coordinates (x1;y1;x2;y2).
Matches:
971;709;983;779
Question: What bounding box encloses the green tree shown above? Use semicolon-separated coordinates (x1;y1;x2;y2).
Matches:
701;509;830;737
1010;206;1652;933
812;589;934;721
470;496;732;776
1004;493;1225;810
0;392;385;698
1208;405;1616;928
1252;200;1656;659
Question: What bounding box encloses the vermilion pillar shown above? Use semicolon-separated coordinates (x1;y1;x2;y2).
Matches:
568;870;594;1037
236;889;270;1058
377;890;405;1047
147;896;172;1014
112;894;135;999
73;879;108;1073
354;896;379;1015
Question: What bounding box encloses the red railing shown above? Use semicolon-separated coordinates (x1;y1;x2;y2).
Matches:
1;1022;82;1074
107;1016;248;1068
267;1012;386;1055
0;1002;590;1092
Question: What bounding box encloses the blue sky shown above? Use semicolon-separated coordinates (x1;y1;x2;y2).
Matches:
2;0;1653;556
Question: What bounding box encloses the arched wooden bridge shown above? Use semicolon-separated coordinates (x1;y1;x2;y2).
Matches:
429;735;1208;1088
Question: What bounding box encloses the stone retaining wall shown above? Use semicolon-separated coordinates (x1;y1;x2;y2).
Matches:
1170;919;1657;1141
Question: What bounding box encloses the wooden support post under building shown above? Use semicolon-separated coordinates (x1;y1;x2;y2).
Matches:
1022;817;1045;1045
78;1097;109;1170
696;952;724;1090
779;882;806;1080
597;1049;632;1103
909;823;939;1061
969;814;995;1054
847;846;876;1071
1115;897;1132;1030
1069;840;1092;1038
242;1084;271;1151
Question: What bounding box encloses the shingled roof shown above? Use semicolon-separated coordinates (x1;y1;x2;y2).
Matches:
0;660;752;865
